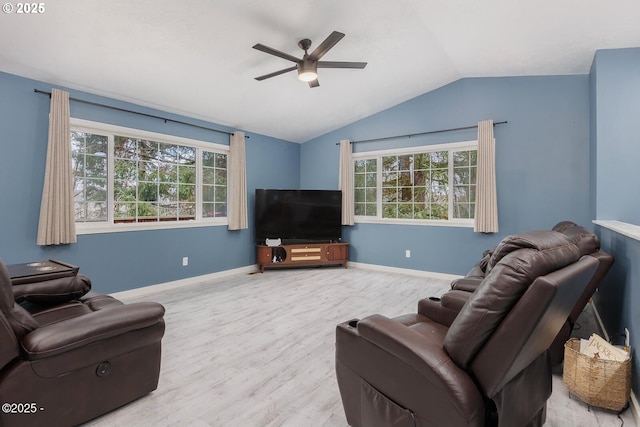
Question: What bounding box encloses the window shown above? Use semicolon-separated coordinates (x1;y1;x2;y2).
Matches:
354;141;477;226
71;119;228;233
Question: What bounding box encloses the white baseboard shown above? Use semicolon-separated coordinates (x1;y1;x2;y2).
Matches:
348;261;462;281
109;264;258;300
110;262;459;300
591;301;639;423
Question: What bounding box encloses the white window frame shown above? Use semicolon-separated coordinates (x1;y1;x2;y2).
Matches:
71;118;229;235
353;140;478;228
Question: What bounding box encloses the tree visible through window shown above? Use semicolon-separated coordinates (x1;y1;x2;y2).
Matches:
71;120;228;229
354;142;477;223
72;131;108;222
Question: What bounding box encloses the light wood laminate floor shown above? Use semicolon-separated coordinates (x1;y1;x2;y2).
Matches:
84;267;635;427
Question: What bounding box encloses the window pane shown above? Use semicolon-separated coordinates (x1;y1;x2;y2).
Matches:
178;165;196;184
398;204;413;219
365;203;377;216
114;137;137;159
215;186;227;202
382;171;397;187
382;203;397;218
399;187;412;202
414;205;430;219
215;169;227;185
202;151;216;167
413;170;427;186
159;203;178;219
114;179;136;201
215;153;227;169
365;172;376;187
86;202;107;221
159;163;177;183
138;160;158;182
159;184;178;203
382;156;398;172
72;132;109;222
203;168;216;185
179;146;196;164
138;140;157;161
114;159;137;181
398;155;412;170
86;178;106;202
203;185;215;203
365;188;376;202
382;187;397;202
158;143;178;162
179;184;195;202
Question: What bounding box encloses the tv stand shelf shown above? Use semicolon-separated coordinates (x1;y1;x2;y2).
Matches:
256;242;349;273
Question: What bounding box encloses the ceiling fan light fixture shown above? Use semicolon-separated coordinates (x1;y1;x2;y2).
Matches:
297;60;317;82
298;71;317;82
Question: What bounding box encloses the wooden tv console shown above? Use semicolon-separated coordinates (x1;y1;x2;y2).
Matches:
256;242;349;273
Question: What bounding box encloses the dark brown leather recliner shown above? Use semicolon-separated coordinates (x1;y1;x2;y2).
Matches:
449;221;614;364
0;259;166;427
335;230;599;427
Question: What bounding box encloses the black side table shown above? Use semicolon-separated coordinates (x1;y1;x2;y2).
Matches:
7;259;79;285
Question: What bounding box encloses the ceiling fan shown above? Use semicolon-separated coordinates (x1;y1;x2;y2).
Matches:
253;31;367;88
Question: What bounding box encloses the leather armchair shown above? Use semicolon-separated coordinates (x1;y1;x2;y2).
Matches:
336;230;599;427
0;260;165;427
448;222;614;364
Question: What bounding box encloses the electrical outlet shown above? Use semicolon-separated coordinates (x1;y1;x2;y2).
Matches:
405;250;411;258
182;257;188;266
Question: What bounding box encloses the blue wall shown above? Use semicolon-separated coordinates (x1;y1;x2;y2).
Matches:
592;48;640;224
590;47;640;393
301;75;592;274
0;71;300;293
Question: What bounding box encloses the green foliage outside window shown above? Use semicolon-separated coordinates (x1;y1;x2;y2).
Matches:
72;128;228;225
354;146;477;221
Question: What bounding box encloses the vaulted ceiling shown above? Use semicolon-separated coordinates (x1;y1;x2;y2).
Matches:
1;0;639;142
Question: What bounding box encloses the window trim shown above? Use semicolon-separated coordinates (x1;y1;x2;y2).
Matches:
353;140;478;228
71;118;229;235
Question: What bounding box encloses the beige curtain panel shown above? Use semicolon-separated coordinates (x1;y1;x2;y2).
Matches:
474;119;499;233
227;131;248;230
37;88;77;245
339;139;355;226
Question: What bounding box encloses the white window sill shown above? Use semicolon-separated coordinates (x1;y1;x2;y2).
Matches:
593;220;640;242
76;219;228;235
355;217;474;228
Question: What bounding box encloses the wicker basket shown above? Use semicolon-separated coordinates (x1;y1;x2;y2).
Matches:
563;338;631;411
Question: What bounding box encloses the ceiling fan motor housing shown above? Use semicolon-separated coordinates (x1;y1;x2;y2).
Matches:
297;58;318;81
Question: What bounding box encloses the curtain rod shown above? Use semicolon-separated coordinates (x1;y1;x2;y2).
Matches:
34;89;248;139
337;120;507;145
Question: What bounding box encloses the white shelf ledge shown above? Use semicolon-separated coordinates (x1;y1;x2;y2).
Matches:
593;220;640;242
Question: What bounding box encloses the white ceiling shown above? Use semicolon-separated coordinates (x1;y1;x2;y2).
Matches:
1;0;639;143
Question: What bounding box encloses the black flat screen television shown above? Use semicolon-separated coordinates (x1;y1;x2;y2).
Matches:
254;189;342;244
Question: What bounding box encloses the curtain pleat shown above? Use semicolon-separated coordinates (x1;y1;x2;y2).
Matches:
474;120;498;233
37;89;76;245
339;139;354;226
228;131;248;230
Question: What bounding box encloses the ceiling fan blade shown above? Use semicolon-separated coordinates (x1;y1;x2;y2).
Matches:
308;79;320;88
317;61;367;69
252;43;300;63
309;31;345;61
255;66;297;81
